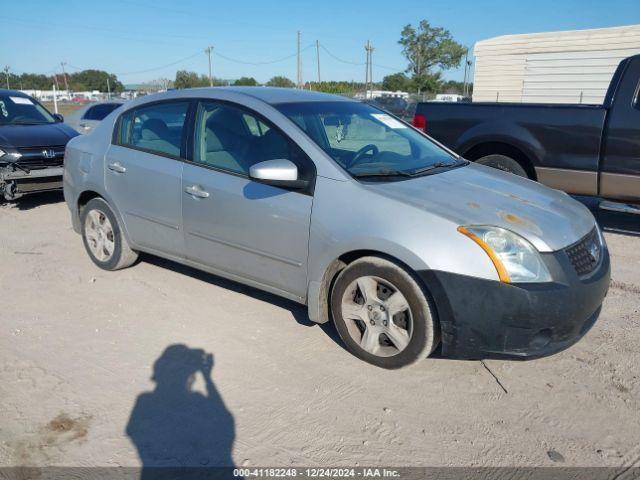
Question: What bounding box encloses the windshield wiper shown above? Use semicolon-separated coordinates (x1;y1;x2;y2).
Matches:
409;161;461;176
352;169;414;178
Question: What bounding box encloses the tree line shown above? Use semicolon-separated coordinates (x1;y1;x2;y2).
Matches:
4;69;124;93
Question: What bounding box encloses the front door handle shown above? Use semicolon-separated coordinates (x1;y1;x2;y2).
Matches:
108;161;126;173
185;185;210;198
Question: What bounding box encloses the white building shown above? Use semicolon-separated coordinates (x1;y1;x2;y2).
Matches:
472;24;640;104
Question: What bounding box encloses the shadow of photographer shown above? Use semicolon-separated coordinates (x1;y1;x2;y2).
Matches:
126;344;238;479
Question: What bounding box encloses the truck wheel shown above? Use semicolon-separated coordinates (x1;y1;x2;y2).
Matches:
330;256;438;369
81;197;138;271
476;154;529;178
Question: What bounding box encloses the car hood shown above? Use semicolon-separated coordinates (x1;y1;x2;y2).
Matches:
0;123;78;148
365;163;596;252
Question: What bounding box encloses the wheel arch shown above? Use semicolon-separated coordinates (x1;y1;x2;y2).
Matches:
75;189;134;247
308;249;437;326
463;141;538;180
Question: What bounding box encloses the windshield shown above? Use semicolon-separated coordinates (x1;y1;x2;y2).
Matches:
0;95;56;125
275;101;463;178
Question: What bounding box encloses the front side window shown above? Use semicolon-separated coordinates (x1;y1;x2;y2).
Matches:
276;101;463;179
193;101;305;176
117;102;189;158
0;94;55;125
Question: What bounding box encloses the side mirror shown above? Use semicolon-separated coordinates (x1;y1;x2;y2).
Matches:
53;113;64;123
249;159;308;189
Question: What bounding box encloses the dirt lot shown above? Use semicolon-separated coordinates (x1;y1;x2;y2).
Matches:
0;193;639;469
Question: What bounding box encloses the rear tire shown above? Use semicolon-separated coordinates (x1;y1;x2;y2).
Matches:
330;256;438;369
476;154;529;178
81;197;138;271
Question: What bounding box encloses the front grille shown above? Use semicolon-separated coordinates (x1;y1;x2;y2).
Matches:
565;228;601;276
15;145;65;169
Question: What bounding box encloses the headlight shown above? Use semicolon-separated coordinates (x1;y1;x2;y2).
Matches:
0;149;21;161
458;226;552;283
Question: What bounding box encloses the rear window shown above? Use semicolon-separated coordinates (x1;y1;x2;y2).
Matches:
84;103;121;121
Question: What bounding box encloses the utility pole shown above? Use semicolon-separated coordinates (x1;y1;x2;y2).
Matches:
462;48;469;98
316;40;321;83
106;76;111;99
369;43;374;97
60;62;70;95
51;70;60;91
466;61;472;97
364;41;374;99
364;42;369;98
205;46;214;86
296;31;302;88
3;66;9;89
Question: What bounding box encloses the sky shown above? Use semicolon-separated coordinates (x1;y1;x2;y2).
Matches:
1;0;639;86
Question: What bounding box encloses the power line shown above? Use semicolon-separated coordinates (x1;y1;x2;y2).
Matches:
213;45;313;66
319;44;364;66
67;51;203;76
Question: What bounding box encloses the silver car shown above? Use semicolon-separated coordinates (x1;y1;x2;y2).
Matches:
65;100;125;134
63;88;610;369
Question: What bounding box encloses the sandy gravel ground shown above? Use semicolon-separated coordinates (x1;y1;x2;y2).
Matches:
0;193;638;469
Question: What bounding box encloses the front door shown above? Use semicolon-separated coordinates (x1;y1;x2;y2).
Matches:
601;56;640;202
105;100;189;256
181;100;314;299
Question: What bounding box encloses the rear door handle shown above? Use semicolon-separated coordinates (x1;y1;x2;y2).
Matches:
108;161;126;173
79;123;90;130
185;185;210;198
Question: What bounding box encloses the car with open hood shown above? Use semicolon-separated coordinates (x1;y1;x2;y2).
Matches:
63;87;610;368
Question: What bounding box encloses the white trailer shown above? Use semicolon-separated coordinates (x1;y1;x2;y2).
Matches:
472;24;640;104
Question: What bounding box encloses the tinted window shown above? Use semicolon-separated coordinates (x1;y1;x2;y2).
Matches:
193;101;304;176
0;94;55;125
118;102;189;158
84;103;121;121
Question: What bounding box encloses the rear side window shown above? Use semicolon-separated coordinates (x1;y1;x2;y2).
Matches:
84;103;121;121
116;102;189;158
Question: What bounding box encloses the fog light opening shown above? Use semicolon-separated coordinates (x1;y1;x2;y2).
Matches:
530;329;552;350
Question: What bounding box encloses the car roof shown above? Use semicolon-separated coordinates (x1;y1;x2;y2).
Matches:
127;86;357;110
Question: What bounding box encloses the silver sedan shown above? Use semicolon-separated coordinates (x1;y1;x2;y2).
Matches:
62;87;610;368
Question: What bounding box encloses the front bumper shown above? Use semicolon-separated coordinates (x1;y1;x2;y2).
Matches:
1;166;64;198
418;246;610;360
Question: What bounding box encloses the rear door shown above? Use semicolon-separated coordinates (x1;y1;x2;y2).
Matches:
600;56;640;202
181;100;314;299
105;100;189;257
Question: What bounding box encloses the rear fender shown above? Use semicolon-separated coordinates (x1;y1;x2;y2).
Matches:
457;121;544;167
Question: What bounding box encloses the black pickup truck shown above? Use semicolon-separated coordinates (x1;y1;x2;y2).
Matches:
412;54;640;214
0;89;78;201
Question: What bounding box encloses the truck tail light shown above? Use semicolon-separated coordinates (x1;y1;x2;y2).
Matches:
412;113;427;130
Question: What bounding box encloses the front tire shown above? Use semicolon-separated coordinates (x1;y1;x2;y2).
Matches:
330;256;438;369
81;197;138;271
476;154;529;178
